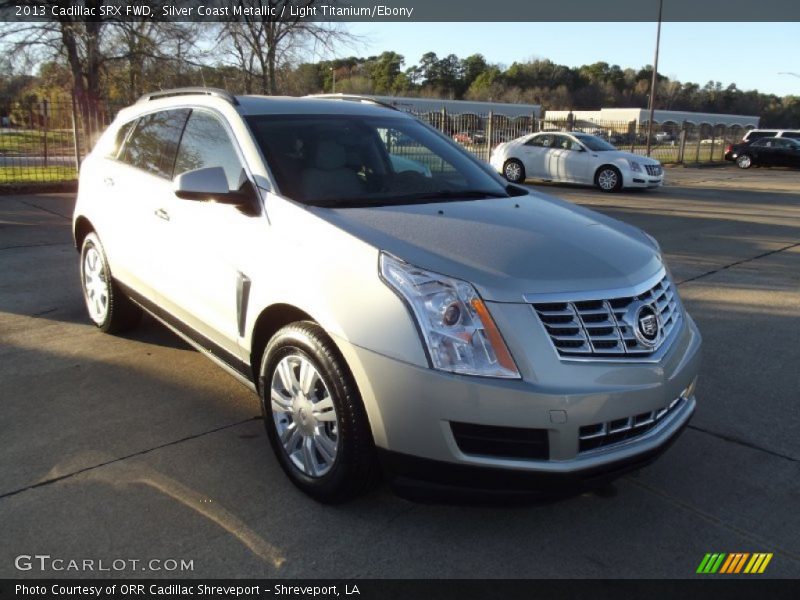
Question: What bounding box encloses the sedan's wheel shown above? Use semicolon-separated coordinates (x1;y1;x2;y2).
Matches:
503;159;525;183
80;232;141;333
595;166;622;192
260;322;379;503
736;154;752;169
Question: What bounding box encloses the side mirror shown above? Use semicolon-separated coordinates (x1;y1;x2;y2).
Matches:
174;167;259;213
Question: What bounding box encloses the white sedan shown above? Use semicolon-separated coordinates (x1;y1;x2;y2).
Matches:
490;132;664;192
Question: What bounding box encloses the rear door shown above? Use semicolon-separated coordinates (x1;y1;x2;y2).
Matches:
106;109;189;300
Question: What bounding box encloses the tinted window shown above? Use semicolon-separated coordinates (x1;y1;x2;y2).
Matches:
120;109;189;178
174;111;243;190
781;132;800;140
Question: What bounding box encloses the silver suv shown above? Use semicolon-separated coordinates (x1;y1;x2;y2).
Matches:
73;89;701;502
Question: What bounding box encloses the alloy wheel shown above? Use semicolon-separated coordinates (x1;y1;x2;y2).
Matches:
83;246;110;324
597;169;619;190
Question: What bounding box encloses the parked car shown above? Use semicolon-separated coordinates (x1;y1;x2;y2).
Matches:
73;89;700;502
654;132;675;144
739;128;800;144
491;131;665;192
452;130;487;145
724;136;800;169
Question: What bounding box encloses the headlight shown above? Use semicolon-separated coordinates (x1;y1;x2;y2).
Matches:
627;159;643;172
380;253;520;379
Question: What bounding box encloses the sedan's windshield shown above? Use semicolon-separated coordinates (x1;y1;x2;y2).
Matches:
573;134;618;152
246;114;509;207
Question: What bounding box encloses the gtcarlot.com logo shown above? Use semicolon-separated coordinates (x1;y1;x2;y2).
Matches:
696;552;773;574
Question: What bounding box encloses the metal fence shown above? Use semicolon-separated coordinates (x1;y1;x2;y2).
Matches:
0;99;114;186
0;99;752;185
418;110;750;164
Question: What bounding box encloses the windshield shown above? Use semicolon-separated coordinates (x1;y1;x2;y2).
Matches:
573;134;618;152
245;114;509;207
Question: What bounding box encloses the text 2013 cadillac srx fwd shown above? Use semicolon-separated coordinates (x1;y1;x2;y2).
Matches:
73;89;701;502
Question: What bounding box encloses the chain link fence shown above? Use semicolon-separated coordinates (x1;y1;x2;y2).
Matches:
0;98;752;185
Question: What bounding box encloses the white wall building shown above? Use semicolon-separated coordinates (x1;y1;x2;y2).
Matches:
545;108;759;128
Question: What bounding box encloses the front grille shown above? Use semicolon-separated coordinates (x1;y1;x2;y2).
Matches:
532;274;680;358
579;396;685;453
645;164;663;176
451;422;549;460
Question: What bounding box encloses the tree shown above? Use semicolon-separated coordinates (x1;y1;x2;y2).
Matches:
219;0;356;95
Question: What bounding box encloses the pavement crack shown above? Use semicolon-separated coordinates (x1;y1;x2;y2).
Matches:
0;416;263;501
676;241;800;286
17;198;73;220
0;242;72;251
625;477;800;565
687;424;798;463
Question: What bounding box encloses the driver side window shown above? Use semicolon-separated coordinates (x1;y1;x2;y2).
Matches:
174;111;244;190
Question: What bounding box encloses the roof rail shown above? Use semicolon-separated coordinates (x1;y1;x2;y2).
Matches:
137;87;239;106
306;93;399;111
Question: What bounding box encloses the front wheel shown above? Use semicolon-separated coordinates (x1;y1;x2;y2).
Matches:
595;166;623;192
503;159;526;183
80;232;141;333
259;322;379;503
736;154;752;169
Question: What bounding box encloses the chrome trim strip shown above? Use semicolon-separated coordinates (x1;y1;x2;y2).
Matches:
522;267;667;304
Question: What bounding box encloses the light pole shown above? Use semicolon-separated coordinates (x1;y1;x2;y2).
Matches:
646;0;664;157
330;66;336;93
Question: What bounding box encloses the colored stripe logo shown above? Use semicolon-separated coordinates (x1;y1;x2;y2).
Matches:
697;553;773;574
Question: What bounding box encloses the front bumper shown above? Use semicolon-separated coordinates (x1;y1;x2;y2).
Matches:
333;309;701;493
624;169;664;189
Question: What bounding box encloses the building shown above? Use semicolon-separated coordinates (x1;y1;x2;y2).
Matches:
545;107;759;130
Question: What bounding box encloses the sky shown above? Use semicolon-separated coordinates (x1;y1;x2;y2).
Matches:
331;22;799;98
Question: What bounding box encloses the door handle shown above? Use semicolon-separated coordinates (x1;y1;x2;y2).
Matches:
154;208;170;222
103;177;114;187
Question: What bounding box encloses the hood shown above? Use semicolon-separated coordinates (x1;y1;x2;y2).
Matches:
598;149;661;165
311;192;663;303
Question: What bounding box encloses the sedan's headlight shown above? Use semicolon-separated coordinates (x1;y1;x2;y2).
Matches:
380;253;520;379
627;159;643;172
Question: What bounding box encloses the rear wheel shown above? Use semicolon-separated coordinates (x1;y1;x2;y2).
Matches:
595;166;622;192
80;232;141;333
503;159;525;183
736;154;752;169
259;322;379;503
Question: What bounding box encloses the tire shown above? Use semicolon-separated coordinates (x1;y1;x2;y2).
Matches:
80;232;142;333
259;321;379;503
736;154;752;169
503;159;526;183
595;166;623;193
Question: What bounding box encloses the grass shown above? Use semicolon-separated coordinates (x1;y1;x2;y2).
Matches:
0;129;75;155
0;166;77;184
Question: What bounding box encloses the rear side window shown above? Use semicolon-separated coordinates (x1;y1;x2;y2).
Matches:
782;132;800;140
174;111;243;190
120;109;190;178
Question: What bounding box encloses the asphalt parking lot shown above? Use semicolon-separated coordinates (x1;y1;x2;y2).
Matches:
1;164;798;578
